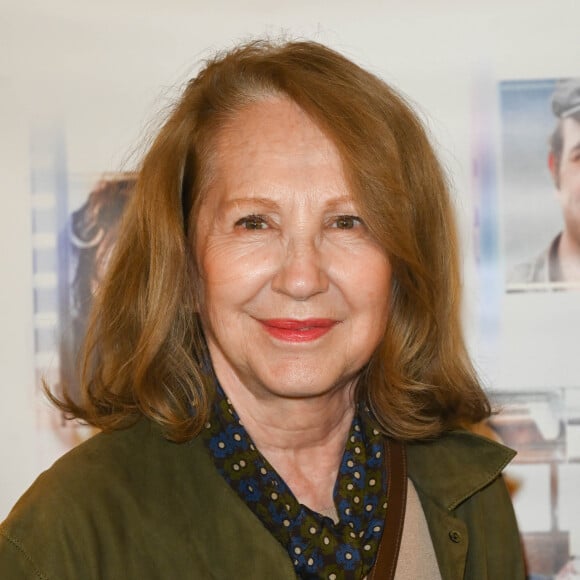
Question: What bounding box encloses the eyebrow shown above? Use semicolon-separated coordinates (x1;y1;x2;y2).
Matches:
219;197;281;213
219;195;356;212
324;195;357;211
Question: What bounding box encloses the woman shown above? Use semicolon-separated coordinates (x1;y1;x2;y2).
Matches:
0;40;525;579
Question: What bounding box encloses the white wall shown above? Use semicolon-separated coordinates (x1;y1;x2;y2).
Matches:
2;0;579;526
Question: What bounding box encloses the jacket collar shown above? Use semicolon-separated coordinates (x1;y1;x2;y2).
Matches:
406;430;516;511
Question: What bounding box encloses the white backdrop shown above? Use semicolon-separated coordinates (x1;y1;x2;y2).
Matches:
2;0;580;572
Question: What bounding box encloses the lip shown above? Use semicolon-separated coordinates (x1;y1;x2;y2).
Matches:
258;318;338;342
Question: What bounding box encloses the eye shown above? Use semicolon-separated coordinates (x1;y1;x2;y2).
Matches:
331;215;364;229
234;215;268;230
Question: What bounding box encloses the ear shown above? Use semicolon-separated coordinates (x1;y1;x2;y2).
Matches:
548;151;560;189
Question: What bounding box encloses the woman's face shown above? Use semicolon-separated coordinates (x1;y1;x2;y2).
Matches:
195;97;392;402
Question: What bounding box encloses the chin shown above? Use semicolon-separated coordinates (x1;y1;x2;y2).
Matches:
256;365;357;401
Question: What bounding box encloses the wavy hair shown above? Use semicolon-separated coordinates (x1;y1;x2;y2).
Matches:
52;39;490;441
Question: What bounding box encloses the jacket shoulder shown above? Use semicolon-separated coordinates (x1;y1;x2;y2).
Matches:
0;421;193;577
406;429;516;510
0;421;295;579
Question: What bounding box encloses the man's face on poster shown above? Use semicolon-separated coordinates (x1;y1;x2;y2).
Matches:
551;117;580;247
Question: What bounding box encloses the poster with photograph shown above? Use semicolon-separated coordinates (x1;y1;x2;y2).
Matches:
500;77;580;293
30;123;135;464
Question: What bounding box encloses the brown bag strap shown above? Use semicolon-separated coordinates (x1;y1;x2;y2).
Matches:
368;439;407;580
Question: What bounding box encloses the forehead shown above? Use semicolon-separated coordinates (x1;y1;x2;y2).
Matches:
204;97;351;202
215;97;339;166
561;117;580;152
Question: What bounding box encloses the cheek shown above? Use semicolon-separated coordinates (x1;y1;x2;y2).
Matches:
559;165;580;198
356;250;391;295
367;276;392;327
342;260;391;367
367;266;392;327
211;246;275;282
198;242;278;309
344;253;392;320
572;179;580;203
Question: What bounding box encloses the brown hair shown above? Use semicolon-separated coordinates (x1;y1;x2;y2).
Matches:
52;39;490;441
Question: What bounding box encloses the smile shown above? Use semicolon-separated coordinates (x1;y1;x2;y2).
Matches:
258;318;339;342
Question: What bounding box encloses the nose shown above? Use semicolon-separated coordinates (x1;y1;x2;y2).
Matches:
271;237;329;300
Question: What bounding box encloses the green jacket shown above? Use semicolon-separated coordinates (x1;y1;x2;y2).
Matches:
0;420;525;579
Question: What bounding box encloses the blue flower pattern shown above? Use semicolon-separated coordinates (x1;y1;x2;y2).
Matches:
202;383;387;579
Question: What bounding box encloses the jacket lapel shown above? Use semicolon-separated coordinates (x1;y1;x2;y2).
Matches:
406;430;516;580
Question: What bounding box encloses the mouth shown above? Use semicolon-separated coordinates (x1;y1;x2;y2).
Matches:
258;318;339;343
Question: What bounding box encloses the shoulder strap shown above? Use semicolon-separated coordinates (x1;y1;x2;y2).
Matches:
368;439;407;580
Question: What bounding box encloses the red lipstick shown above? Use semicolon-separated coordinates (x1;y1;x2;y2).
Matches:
259;318;338;342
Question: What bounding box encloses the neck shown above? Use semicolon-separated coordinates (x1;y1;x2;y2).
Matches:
215;369;356;514
558;231;580;281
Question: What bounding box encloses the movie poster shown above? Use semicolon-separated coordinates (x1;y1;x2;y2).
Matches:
502;78;580;293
